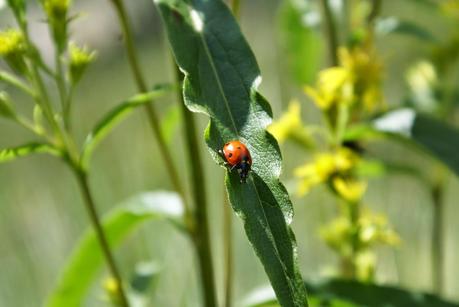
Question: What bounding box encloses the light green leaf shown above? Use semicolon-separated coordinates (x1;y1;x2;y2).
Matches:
246;279;459;307
375;17;436;42
278;0;323;84
46;191;184;307
372;108;459;176
0;143;61;163
81;86;171;169
155;0;308;306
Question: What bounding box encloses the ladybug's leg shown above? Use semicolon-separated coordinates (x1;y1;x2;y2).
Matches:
230;164;238;171
218;150;229;167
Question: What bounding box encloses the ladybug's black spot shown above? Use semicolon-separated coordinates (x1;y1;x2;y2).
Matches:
228;153;233;157
237;146;241;149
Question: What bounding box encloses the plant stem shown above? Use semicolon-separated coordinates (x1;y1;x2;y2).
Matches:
175;67;217;307
0;71;35;97
223;190;233;307
74;168;130;307
109;0;184;197
431;170;446;294
367;0;382;26
54;52;69;128
321;0;339;66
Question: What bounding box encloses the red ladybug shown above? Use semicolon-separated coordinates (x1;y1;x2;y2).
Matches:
218;140;252;183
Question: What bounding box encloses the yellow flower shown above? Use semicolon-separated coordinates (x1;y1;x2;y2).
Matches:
69;42;96;84
294;147;358;195
304;67;353;110
359;210;400;247
0;29;25;57
103;277;123;305
0;28;27;74
332;177;367;203
268;100;311;147
338;46;384;112
320;216;352;256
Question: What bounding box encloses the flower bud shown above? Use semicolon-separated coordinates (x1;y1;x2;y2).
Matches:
42;0;71;52
0;92;16;119
68;42;96;84
0;29;27;75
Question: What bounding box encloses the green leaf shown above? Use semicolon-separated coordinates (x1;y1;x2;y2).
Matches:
155;1;308;306
46;191;184;307
0;143;61;163
278;0;323;84
372;108;459;176
375;17;436;42
245;279;459;307
80;86;171;169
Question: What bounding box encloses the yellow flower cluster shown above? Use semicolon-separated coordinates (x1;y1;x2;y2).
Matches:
267;100;311;147
320;209;400;281
294;147;366;202
305;46;383;113
0;29;25;57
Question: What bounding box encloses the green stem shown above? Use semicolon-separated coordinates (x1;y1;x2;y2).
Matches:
74;168;130;307
175;67;217;307
223;190;233;307
340;200;360;279
109;0;185;198
0;71;35;97
321;0;339;66
54;52;68;128
367;0;382;26
431;171;446;294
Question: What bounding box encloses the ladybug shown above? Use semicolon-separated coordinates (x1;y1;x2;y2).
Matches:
218;140;252;183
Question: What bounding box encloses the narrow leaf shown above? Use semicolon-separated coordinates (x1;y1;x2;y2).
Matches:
155;0;308;306
46;191;184;307
81;86;171;169
372;108;459;176
0;143;61;163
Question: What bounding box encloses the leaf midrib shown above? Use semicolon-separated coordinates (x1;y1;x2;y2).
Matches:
190;5;299;302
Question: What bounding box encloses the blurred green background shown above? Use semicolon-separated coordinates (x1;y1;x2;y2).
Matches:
0;0;458;306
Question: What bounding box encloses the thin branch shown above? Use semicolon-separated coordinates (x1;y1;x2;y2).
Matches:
109;0;185;199
175;67;218;307
74;168;130;307
320;0;339;66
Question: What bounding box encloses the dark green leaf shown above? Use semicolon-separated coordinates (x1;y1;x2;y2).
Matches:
246;279;459;307
155;0;308;306
0;143;61;163
278;0;323;84
46;191;184;307
372;108;459;176
375;17;436;42
81;86;171;169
